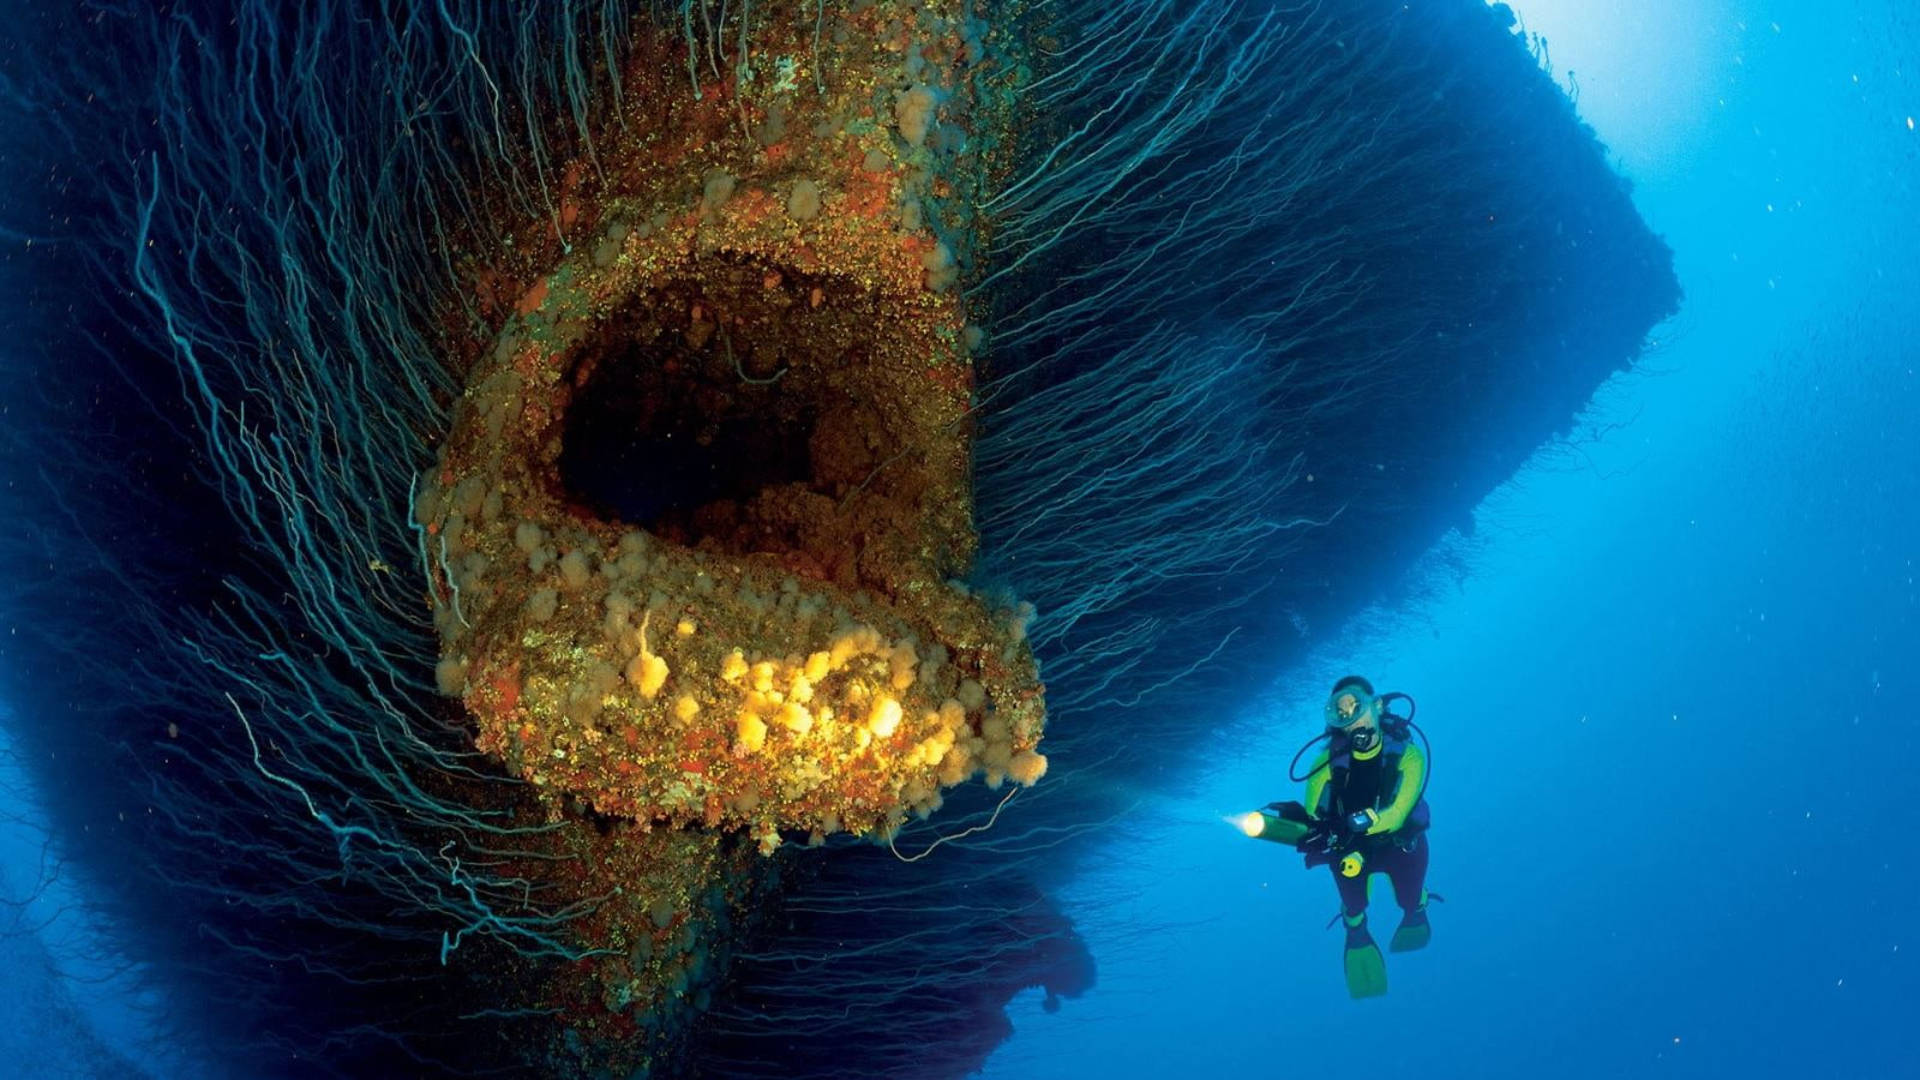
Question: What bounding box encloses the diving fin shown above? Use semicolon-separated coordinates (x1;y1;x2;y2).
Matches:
1342;915;1389;999
1390;892;1436;953
1389;908;1430;953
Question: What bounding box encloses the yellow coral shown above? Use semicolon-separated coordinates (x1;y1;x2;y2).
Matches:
887;643;919;690
736;713;768;753
1007;750;1049;786
630;609;671;699
829;626;883;670
909;727;953;767
778;702;813;734
631;653;669;699
938;746;973;786
867;696;902;739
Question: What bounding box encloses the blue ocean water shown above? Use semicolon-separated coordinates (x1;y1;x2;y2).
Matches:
980;2;1920;1077
0;1;1913;1078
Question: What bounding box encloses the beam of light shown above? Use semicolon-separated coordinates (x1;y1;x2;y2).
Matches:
1493;0;1738;183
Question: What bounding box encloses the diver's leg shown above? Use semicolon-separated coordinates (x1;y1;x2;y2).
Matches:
1333;862;1370;918
1385;835;1431;952
1332;866;1387;997
1386;834;1429;910
1332;863;1372;939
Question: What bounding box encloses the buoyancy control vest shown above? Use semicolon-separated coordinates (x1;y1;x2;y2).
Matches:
1323;726;1430;845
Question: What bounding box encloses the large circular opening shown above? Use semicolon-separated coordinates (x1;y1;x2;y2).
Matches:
558;301;817;532
556;257;873;561
548;250;978;591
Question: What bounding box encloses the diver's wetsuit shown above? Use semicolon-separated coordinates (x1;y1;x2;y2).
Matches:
1302;736;1430;917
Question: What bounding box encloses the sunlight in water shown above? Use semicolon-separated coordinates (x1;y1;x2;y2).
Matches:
1495;0;1738;181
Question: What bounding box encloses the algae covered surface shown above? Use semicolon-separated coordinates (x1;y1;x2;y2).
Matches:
414;3;1052;1070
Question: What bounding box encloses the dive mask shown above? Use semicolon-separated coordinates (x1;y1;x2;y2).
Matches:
1326;688;1380;751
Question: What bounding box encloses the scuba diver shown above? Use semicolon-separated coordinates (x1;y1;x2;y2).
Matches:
1237;675;1435;999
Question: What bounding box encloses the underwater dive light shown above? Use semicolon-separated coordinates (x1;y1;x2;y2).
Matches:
1234;808;1314;846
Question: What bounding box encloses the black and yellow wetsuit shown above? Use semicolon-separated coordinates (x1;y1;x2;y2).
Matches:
1303;726;1432;1000
1301;731;1428;848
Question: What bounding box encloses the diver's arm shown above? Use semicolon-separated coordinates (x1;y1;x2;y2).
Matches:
1300;750;1332;818
1363;740;1426;835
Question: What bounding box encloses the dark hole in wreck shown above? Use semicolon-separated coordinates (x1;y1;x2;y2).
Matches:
558;271;823;537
